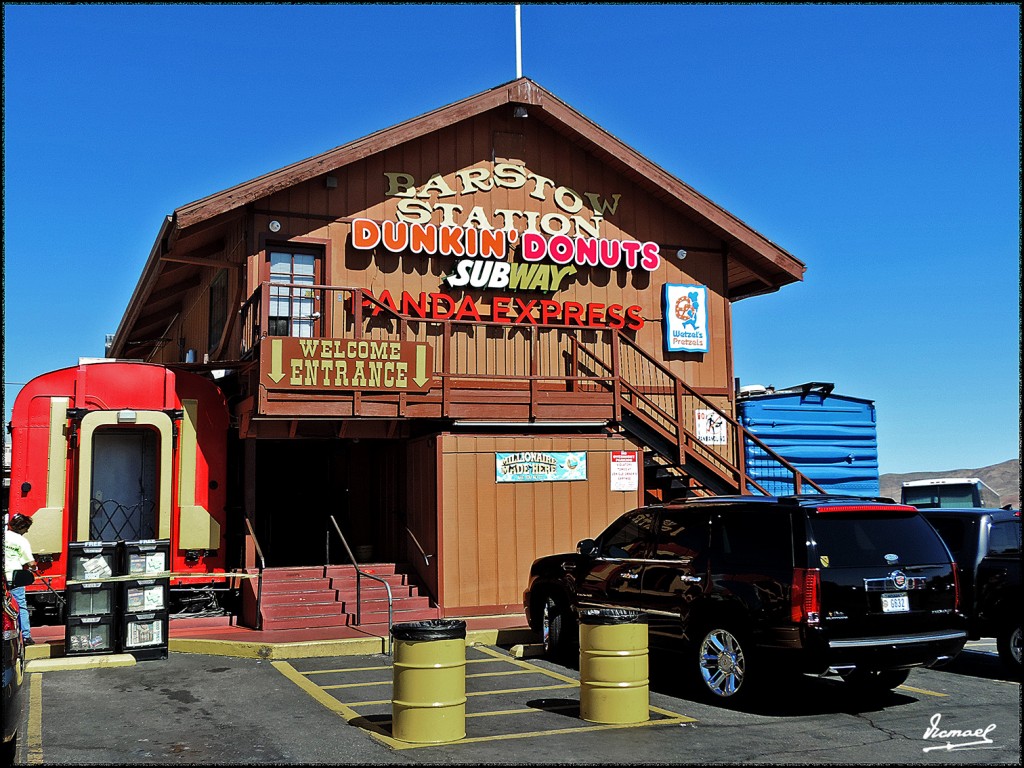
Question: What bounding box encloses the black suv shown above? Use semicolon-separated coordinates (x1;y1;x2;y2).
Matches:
919;507;1020;675
524;495;967;704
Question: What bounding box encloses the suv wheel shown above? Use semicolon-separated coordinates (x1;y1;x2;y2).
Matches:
841;668;910;694
996;624;1022;676
695;626;752;703
542;594;576;663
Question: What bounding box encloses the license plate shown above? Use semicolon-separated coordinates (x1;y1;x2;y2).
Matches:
881;592;910;613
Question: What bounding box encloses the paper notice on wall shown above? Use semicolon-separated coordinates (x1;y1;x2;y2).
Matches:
610;450;639;491
695;409;728;445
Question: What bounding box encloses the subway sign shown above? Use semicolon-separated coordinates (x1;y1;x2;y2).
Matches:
259;337;433;392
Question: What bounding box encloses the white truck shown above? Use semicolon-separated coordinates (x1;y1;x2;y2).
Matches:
901;477;1001;509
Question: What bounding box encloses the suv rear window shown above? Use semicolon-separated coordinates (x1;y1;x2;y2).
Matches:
989;520;1021;556
808;512;950;567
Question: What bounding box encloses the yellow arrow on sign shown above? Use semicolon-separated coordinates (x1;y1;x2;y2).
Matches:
413;344;429;387
267;339;286;383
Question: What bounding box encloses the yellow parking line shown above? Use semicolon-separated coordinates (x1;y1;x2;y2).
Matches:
898;684;948;697
467;669;538;679
303;664;390;675
275;649;697;751
345;684;579;707
28;672;44;764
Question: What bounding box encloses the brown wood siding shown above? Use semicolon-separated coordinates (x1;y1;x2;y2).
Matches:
438;433;642;614
249;107;736;409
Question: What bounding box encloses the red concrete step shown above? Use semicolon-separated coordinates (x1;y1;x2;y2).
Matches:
260;578;332;594
260;613;353;630
327;573;414;590
261;601;348;621
260;590;341;606
325;563;404;577
359;606;441;626
339;595;432;613
262;566;328;580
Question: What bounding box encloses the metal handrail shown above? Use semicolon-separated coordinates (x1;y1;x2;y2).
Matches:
405;527;433;567
243;516;266;631
328;515;393;655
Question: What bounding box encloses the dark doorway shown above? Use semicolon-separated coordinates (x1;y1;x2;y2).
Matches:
89;427;159;541
253;439;405;567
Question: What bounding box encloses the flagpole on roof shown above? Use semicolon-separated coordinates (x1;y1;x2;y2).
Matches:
515;5;523;78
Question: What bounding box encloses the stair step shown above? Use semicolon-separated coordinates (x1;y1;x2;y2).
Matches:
324;563;406;577
260;578;331;594
261;614;353;630
328;574;413;590
340;596;431;612
260;591;342;606
262;567;326;580
335;584;420;599
262;602;349;620
361;606;440;625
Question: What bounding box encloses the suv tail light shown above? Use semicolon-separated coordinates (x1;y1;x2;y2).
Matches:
791;567;820;624
3;596;19;638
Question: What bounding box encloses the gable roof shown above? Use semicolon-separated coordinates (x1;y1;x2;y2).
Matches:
111;78;805;359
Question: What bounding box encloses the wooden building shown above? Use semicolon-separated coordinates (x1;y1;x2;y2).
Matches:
107;78;815;628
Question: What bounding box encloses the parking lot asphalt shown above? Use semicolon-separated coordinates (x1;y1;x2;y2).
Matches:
14;639;1022;765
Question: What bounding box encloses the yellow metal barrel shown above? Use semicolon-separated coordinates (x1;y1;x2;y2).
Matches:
391;619;467;743
578;609;649;724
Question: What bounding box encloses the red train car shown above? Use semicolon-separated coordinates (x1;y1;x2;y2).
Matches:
8;360;230;617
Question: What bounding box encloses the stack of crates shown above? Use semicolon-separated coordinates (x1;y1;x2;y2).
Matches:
120;540;170;661
65;541;120;656
63;539;170;661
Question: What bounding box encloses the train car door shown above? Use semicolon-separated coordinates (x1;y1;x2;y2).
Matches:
75;411;174;543
88;428;160;540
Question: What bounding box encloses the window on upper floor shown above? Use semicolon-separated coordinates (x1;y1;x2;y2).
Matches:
267;247;322;337
207;269;228;353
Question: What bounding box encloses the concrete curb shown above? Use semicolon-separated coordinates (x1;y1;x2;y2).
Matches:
24;626;541;666
26;653;137;673
169;627;539;659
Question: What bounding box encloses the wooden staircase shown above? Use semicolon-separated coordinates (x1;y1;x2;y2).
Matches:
569;333;827;500
256;563;439;631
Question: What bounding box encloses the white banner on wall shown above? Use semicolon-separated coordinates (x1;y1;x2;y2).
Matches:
695;409;728;445
663;283;709;353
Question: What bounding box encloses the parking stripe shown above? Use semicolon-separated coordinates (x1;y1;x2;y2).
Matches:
274;645;697;750
898;684;948;697
28;672;44;764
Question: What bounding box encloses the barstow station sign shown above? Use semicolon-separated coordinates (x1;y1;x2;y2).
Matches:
263;165;708;391
344;163;667;334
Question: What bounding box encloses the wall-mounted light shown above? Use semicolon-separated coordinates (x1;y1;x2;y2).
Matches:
513;105;528;119
269;220;282;232
325;176;338;189
676;249;688;260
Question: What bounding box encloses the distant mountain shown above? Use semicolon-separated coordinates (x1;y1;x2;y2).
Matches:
880;459;1020;509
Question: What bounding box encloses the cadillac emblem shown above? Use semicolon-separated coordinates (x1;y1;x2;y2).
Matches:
890;570;908;590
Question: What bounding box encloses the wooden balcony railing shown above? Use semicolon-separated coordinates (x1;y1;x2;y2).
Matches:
239;281;825;496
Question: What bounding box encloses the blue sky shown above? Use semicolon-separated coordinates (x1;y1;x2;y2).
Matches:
2;3;1020;475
